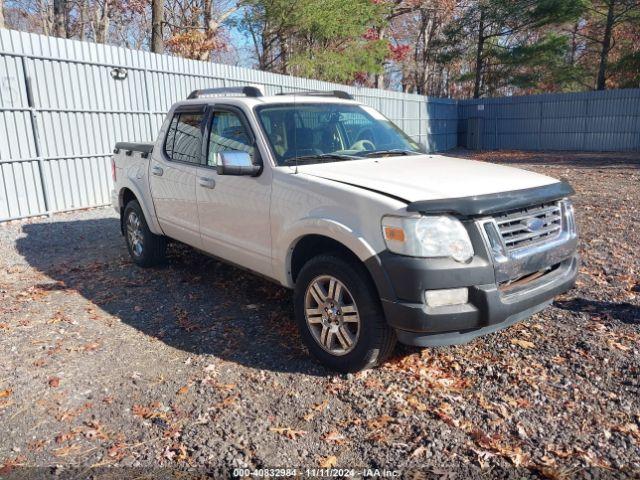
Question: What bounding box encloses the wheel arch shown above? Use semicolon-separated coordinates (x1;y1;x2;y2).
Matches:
285;230;395;302
118;185;163;236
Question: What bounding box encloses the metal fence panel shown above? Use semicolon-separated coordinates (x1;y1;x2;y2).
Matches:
458;89;640;152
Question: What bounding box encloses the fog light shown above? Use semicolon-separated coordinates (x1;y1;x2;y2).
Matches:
425;288;468;308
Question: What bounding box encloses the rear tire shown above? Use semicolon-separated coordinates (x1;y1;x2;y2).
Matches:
294;254;396;372
123;200;166;267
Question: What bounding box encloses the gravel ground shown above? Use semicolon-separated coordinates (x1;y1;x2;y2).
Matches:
0;150;638;479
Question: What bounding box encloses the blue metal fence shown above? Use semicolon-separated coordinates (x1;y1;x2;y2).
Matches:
458;89;640;151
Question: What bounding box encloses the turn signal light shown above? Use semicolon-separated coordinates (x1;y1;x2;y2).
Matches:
383;226;405;243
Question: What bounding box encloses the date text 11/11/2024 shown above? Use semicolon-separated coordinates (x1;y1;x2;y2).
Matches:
232;467;402;477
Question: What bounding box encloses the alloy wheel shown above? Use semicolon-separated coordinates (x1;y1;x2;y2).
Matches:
126;211;144;257
304;275;360;356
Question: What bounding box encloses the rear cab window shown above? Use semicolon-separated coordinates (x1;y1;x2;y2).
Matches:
163;110;205;164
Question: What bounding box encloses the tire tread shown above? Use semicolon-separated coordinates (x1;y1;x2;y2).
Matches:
123;200;166;267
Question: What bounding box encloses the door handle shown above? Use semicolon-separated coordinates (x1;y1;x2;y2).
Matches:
151;165;164;176
198;177;216;189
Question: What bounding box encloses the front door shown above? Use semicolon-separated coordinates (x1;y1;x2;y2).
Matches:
196;106;273;277
149;106;205;248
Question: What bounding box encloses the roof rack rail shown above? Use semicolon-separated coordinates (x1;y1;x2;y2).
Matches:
277;90;354;100
187;86;264;99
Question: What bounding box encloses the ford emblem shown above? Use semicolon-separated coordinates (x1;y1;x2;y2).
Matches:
524;217;545;232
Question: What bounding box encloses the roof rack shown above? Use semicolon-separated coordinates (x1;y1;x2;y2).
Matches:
277;90;354;100
187;86;264;99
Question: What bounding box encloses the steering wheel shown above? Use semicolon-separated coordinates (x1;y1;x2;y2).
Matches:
350;139;376;151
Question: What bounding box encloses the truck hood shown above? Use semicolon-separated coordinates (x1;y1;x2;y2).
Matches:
297;154;559;203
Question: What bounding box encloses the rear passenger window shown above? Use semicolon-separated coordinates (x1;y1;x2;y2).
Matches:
164;112;204;164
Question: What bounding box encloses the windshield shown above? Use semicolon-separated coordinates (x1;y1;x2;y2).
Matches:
255;103;425;165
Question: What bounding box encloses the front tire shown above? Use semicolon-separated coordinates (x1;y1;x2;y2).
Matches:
294;254;396;372
123;200;166;267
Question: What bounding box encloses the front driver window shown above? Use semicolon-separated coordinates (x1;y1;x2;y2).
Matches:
207;110;254;167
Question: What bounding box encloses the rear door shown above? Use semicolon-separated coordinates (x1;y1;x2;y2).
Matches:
149;106;205;248
196;105;273;277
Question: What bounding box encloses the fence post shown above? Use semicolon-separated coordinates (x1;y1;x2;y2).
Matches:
21;56;52;216
401;96;405;136
143;66;155;139
418;97;424;151
538;100;543;150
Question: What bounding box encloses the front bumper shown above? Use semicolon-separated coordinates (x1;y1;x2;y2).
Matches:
383;254;578;346
367;204;579;347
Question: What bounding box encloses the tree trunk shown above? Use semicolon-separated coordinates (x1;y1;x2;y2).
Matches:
375;27;386;89
151;0;164;53
278;33;288;74
202;0;211;29
79;1;87;40
596;0;615;90
417;10;434;95
473;8;485;99
0;0;5;29
53;0;67;38
94;0;110;44
569;22;579;66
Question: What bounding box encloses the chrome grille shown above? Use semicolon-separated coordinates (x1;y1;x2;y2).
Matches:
494;202;563;251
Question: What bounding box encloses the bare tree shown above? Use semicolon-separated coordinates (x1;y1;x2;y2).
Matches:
53;0;67;37
164;0;238;60
93;0;111;43
592;0;640;90
152;0;164;53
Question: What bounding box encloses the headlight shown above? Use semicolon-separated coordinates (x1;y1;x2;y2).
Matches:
382;215;474;262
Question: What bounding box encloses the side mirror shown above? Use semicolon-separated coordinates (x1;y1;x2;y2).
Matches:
216;151;261;176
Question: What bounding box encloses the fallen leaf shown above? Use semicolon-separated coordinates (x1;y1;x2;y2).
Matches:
322;431;347;445
411;445;429;458
163;444;188;462
270;427;307;440
319;455;337;468
132;403;166;420
27;439;47;451
609;341;630;352
107;443;128;460
0;455;26;475
82;342;100;352
55;429;81;444
511;338;535;349
53;443;83;457
613;423;640;441
367;414;393;430
302;399;329;421
0;389;12;399
210;393;239;410
406;395;428;412
48;377;60;388
176;385;189;395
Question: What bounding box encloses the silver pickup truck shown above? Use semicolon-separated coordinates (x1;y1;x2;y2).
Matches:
111;86;579;372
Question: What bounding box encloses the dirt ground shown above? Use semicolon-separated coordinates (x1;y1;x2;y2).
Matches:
0;150;638;479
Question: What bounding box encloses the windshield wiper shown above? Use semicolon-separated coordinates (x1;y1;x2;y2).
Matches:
363;149;420;158
283;153;358;165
